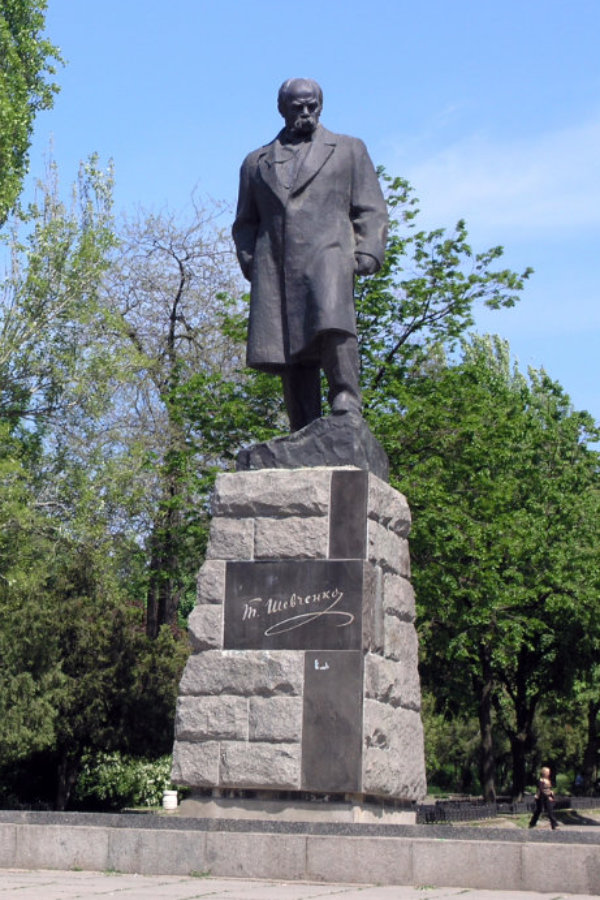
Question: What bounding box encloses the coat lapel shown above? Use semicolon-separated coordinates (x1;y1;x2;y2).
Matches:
257;127;337;204
291;126;336;197
257;139;290;207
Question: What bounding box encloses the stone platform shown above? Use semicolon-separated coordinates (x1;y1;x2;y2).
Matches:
171;466;426;801
1;810;600;894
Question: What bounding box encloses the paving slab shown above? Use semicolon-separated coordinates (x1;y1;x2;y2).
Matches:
0;870;599;900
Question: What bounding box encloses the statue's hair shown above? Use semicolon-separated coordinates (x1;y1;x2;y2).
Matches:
277;78;323;115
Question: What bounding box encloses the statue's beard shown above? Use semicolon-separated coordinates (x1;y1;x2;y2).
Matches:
290;116;318;135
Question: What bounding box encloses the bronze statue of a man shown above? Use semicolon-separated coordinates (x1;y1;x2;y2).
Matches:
232;77;388;431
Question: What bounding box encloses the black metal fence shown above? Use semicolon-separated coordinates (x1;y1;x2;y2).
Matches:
415;795;600;825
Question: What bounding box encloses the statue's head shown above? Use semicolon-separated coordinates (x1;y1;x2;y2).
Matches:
277;77;323;136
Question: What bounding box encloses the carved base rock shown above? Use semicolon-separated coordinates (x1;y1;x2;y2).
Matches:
171;467;426;802
236;413;389;482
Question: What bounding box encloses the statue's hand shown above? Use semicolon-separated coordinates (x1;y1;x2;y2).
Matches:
239;252;254;281
354;253;379;276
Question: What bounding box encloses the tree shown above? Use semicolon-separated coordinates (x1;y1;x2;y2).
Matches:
0;421;65;768
1;155;117;427
375;336;600;800
42;541;188;809
0;159;191;808
0;496;188;808
356;173;532;415
0;0;61;225
101;201;247;636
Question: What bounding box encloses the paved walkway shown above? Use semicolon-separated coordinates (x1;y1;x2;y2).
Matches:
0;870;598;900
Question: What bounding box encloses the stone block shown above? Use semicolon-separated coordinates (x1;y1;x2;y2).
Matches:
212;469;331;518
382;571;415;621
367;520;411;576
254;516;329;559
306;834;412;885
0;824;16;867
383;618;419;667
187;604;223;651
107;827;208;877
13;824;109;872
411;838;522;891
219;741;301;789
171;739;220;786
196;559;226;604
522;842;600;894
178;650;304;697
364;652;421;710
362;702;426;799
368;475;412;537
174;695;248;741
205;831;307;881
248;696;303;742
205;518;254;560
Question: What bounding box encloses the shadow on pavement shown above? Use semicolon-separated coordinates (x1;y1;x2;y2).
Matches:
558;809;600;826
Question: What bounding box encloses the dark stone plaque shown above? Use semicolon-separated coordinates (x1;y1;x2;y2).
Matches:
301;650;363;792
224;560;363;650
329;469;368;559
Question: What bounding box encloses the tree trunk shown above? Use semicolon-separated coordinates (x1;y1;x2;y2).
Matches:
145;531;161;639
509;665;538;800
477;646;496;803
582;699;600;791
55;752;78;811
145;488;181;639
511;731;529;800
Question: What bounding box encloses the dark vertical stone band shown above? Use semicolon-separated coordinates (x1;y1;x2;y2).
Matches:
301;650;364;792
329;469;368;559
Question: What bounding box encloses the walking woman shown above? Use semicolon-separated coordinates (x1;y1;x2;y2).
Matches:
529;766;559;830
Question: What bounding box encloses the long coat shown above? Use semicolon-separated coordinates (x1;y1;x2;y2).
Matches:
232;124;388;369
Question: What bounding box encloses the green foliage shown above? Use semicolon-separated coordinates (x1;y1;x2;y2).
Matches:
0;160;190;805
379;335;600;796
1;155;117;426
356;173;532;411
0;522;188;805
0;421;64;765
0;0;62;224
532;698;587;784
173;354;285;463
421;692;483;793
73;751;173;810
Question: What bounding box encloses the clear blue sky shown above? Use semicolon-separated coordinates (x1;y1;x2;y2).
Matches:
29;0;600;424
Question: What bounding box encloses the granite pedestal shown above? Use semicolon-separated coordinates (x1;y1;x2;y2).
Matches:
171;466;426;805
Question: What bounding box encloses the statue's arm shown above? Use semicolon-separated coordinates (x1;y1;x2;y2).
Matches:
349;140;388;272
232;157;259;281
